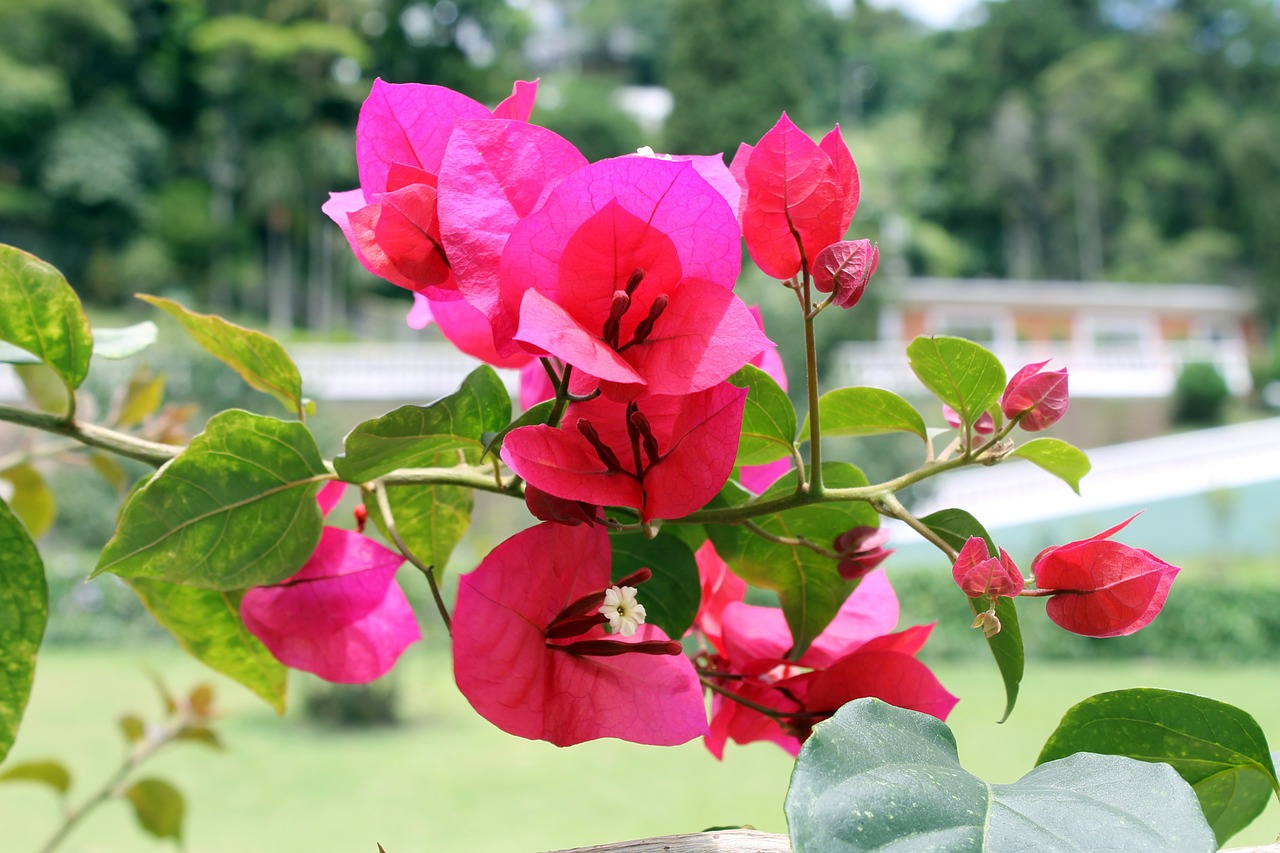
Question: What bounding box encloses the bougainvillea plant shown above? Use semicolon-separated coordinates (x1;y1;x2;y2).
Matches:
0;78;1276;851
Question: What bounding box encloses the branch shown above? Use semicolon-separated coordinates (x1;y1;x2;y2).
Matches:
0;402;181;467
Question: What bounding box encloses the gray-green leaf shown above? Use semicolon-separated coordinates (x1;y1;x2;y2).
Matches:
787;699;1216;853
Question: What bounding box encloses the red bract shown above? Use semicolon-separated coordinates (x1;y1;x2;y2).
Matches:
812;239;879;309
736;115;860;280
500;382;747;523
1002;360;1069;431
693;544;954;758
952;536;1024;599
452;522;707;746
498;156;768;398
1031;515;1180;638
833;526;894;581
943;403;995;435
323;79;539;300
240;484;420;684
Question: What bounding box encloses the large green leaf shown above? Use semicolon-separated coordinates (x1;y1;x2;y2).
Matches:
92;410;328;590
335;366;511;483
126;579;287;713
906;335;1006;427
1013;437;1091;495
0;244;92;394
729;364;796;465
1038;688;1280;845
787;699;1215;853
138;294;306;417
707;463;877;657
0;498;46;763
921;509;1023;723
804;386;928;441
610;530;701;639
125;778;185;842
365;452;475;572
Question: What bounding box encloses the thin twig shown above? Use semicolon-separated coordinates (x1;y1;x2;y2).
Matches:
743;520;841;560
373;480;452;633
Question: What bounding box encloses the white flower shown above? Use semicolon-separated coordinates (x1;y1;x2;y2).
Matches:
599;585;646;637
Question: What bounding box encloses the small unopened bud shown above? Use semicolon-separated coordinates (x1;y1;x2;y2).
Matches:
972;607;1001;638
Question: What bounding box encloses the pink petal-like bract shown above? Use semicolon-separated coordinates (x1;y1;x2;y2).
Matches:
438;119;586;322
1033;519;1180;638
952;536;1025;599
718;569;899;669
501;383;747;522
355;79;490;199
452;522;707;746
818;125;860;233
348;183;455;297
942;403;995;434
491;78;539;121
498;156;742;357
417;293;532;369
741;114;846;279
692;540;747;649
804;637;958;722
812;239;878;310
241;527;420;683
1001;360;1069;431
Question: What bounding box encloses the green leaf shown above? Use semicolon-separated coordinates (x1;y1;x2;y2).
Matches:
804;386;928;441
610;530;701;639
175;725;224;750
707;463;877;657
335;366;511;483
15;363;71;415
0;244;92;393
728;364;796;465
138;294;306;417
0;498;46;763
482;399;555;459
1013;437;1091;494
124;778;185;842
0;760;70;795
787;699;1216;853
1;464;55;538
1037;688;1280;846
120;713;145;743
93;410;328;590
906;335;1006;427
91;321;158;360
366;451;474;571
921;509;1023;723
126;579;287;713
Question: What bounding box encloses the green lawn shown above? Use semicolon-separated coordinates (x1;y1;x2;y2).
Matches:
2;646;1278;852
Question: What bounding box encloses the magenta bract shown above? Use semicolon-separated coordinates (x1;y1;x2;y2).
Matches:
833;526;894;581
1002;360;1069;431
452;522;707;746
500;382;747;523
1032;515;1181;637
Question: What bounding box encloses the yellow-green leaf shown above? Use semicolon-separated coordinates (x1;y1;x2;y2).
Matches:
124;778;184;841
0;244;92;393
0;464;55;539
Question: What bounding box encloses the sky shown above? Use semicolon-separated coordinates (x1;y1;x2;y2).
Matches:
835;0;986;28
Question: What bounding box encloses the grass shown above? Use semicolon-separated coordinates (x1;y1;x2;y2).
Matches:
2;645;1278;852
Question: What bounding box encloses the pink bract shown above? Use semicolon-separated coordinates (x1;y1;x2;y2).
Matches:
500;382;747;523
952;536;1024;599
240;526;420;684
738;114;859;280
1032;515;1180;638
1002;360;1069;431
497;157;767;396
452;522;707;746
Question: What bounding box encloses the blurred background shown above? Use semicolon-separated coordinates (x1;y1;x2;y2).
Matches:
2;0;1280;850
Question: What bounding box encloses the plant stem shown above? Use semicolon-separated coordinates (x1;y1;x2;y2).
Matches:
801;272;823;496
0;403;180;467
871;492;957;561
373;480;452;633
37;724;174;853
743;520;840;560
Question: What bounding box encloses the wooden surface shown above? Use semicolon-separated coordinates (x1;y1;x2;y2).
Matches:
540;832;1280;853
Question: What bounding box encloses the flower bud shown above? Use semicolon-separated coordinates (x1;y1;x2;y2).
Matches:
1001;360;1069;431
833;526;893;581
813;239;879;309
952;536;1023;599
